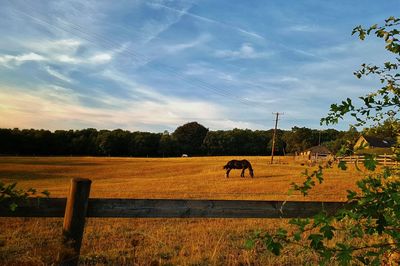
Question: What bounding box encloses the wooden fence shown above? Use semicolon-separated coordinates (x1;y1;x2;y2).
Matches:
337;154;398;166
0;178;347;265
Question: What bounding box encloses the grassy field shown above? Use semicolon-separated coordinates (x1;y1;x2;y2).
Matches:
0;156;365;265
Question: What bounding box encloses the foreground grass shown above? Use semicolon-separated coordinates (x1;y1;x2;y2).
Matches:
0;156;364;265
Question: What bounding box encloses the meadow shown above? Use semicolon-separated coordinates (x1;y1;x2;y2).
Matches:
0;156;365;265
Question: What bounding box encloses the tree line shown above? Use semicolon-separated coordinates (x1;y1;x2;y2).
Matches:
0;120;396;157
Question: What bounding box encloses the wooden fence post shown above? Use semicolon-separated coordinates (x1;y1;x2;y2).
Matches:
58;178;92;266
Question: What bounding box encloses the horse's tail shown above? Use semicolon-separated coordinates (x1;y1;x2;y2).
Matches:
223;164;229;169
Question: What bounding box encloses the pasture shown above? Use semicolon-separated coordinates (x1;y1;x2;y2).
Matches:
0;156;364;265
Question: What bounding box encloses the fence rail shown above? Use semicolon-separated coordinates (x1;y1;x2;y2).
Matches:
0;198;347;219
0;178;348;265
337;154;398;166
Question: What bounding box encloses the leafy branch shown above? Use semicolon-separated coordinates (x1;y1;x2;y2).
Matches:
321;16;400;127
247;16;400;265
0;181;50;211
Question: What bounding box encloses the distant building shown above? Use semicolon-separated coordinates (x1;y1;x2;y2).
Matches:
297;145;332;163
300;145;331;157
354;135;394;150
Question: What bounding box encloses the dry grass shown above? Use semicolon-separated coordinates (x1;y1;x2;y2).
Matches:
0;156;365;265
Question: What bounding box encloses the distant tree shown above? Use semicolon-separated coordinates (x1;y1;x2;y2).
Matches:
172;122;209;155
248;17;400;264
159;131;179;157
52;130;73;155
130;132;161;157
266;129;285;155
0;129;14;155
71;128;99;155
362;117;400;142
324;126;360;155
282;127;317;153
202;130;226;155
96;130;112;156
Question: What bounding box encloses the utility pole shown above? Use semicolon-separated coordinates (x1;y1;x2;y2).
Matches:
270;112;283;164
318;130;321;146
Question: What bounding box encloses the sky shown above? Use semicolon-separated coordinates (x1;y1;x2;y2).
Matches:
0;0;398;133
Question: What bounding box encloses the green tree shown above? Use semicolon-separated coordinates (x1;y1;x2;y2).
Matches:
130;132;161;157
247;17;400;264
282;127;317;153
159;131;179;157
202;130;228;155
172;122;209;155
363;117;400;142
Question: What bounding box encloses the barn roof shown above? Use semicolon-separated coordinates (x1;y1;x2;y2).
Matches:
362;136;394;148
304;145;331;154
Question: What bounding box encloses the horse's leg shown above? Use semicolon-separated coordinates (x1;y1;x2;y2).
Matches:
226;169;231;178
241;168;245;177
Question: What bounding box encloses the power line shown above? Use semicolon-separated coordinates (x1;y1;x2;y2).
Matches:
9;5;257;108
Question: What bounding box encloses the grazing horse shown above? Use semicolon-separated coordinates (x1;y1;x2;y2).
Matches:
223;159;254;178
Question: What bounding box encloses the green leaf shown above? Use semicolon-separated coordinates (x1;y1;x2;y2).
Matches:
9;202;18;212
308;234;324;250
336;243;353;265
267;240;283;256
320;225;335;240
276;228;287;238
244;239;255;249
27;188;37;195
289;218;310;231
346;190;357;200
293;232;301;241
41;190;50;197
338;161;347;170
363;154;377;171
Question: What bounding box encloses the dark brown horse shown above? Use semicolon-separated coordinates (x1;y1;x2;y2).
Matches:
223;159;254;178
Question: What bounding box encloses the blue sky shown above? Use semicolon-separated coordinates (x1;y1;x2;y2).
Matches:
0;0;398;132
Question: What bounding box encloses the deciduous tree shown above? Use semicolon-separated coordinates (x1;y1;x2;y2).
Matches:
247;17;400;265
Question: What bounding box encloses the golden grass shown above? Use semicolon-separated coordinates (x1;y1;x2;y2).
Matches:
0;156;365;265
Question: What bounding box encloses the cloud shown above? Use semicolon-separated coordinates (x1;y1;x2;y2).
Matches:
0;81;232;131
163;34;211;54
214;43;272;59
52;52;114;65
184;63;239;85
140;2;195;45
89;53;113;64
0;44;115;67
0;52;46;67
286;24;322;33
148;2;265;40
45;66;73;83
23;39;82;54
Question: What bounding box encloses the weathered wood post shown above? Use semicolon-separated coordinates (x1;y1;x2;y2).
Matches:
58;178;92;266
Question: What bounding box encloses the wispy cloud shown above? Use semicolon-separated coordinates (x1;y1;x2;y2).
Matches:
140;2;194;45
214;43;273;59
0;81;236;131
148;2;265;40
163;34;211;54
0;52;46;67
286;24;322;33
0;0;395;131
0;42;115;67
44;66;72;83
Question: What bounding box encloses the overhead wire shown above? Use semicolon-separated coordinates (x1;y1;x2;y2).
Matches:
10;5;257;108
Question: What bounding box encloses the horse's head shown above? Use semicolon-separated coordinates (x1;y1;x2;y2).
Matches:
249;168;254;178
